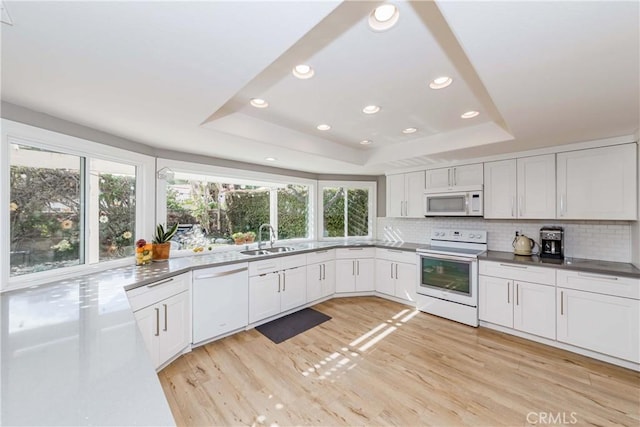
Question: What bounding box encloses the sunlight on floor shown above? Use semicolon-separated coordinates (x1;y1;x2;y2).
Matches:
299;307;420;380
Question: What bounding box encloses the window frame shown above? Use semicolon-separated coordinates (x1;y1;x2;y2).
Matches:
317;180;377;241
156;158;317;245
1;119;155;291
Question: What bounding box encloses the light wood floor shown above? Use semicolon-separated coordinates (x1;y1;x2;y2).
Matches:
159;297;640;426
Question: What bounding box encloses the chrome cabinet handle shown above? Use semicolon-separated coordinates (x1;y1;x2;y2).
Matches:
518;195;523;217
448;168;451;187
278;273;281;293
500;263;527;269
322;264;326;280
163;303;168;331
453;167;457;186
390;263;394;279
352;260;355;275
560;291;564;315
507;282;510;304
357;260;360;275
319;265;322;280
516;283;519;306
154;308;160;336
578;272;618;281
395;263;398;279
282;272;286;291
148;278;174;288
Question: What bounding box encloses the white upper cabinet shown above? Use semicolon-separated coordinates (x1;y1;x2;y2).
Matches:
425;163;483;191
485;155;555;219
386;171;425;217
435;164;485;189
517;154;556;219
484;159;517;218
557;143;637;220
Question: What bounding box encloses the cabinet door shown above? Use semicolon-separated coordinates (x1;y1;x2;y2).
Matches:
484;159;517;219
425;167;452;190
306;263;323;303
405;171;426;217
557;144;637;220
394;262;417;303
375;259;395;296
557;288;640;362
158;291;190;366
134;305;160;368
452;163;483;187
355;258;375;291
322;261;336;297
281;267;307;312
517;155;556;219
335;259;356;293
249;273;281;323
479;276;513;327
513;281;555;339
386;174;405;217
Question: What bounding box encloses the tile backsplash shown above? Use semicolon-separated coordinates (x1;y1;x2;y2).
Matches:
377;217;634;263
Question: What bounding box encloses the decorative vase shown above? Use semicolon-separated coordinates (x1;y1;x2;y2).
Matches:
135;243;153;265
152;242;171;262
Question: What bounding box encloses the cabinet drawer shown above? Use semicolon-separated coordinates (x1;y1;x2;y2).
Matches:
306;249;334;264
375;248;416;264
249;258;281;276
557;270;639;300
335;247;375;259
479;261;555;286
127;272;190;312
280;254;307;270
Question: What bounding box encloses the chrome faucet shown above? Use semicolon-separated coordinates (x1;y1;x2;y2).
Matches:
258;224;276;249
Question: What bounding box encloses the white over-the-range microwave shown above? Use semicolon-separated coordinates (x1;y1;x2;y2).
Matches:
424;186;483;216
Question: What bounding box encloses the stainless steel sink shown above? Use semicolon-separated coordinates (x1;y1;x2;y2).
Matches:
240;249;271;256
265;246;296;253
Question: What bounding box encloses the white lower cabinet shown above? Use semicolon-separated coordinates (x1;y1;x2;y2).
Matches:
127;273;191;370
335;248;375;293
557;287;639;363
479;262;555;340
375;249;417;303
248;255;307;324
306;250;335;302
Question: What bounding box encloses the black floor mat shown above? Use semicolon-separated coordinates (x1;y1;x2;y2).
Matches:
255;308;332;344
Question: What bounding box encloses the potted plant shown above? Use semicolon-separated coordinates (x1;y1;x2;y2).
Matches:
232;232;246;245
152;223;178;261
244;231;256;243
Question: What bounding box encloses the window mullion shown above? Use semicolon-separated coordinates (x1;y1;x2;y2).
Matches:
343;187;348;238
269;188;278;239
80;157;90;265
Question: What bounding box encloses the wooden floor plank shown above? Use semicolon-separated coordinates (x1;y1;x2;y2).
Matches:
160;297;640;426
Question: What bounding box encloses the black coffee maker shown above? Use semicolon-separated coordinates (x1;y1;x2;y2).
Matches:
540;227;564;259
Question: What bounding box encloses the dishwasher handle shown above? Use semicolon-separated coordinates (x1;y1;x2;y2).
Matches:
194;267;248;280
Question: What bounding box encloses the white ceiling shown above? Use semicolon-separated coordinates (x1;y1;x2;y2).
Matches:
1;1;638;175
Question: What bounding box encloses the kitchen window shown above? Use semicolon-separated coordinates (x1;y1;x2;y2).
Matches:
1;120;154;290
318;181;376;239
157;160;315;249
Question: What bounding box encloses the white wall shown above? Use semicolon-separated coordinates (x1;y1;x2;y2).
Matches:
377;217;634;263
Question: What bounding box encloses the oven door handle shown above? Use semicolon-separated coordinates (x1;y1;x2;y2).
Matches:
419;253;475;264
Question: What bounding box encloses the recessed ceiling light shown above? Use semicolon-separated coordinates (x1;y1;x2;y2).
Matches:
292;64;315;79
265;157;277;161
429;76;453;89
362;105;381;114
250;98;269;108
368;4;399;31
317;124;331;131
402;127;417;134
360;140;373;145
461;110;480;119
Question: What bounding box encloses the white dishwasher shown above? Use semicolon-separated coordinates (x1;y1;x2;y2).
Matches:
192;263;249;345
